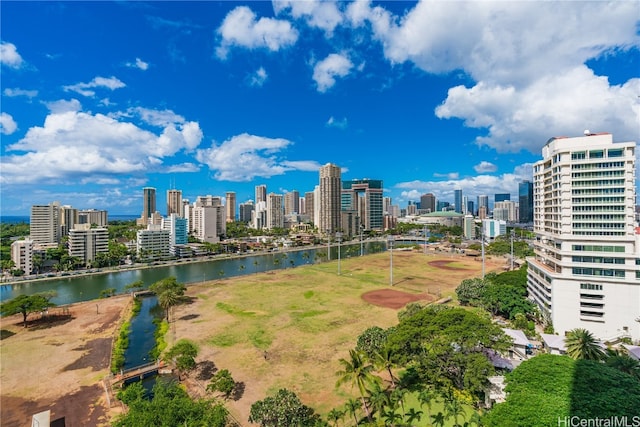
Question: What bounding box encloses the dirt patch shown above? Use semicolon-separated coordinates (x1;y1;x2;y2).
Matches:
428;260;470;270
361;288;434;309
63;337;112;371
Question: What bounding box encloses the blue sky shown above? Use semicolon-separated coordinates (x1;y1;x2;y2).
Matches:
1;1;639;216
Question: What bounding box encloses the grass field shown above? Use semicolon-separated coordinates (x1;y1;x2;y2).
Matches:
169;250;505;424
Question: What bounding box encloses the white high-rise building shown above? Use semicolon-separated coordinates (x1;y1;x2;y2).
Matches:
68;223;109;265
30;202;61;246
267;193;284;229
319;163;341;234
11;239;34;275
136;225;170;260
527;133;639;341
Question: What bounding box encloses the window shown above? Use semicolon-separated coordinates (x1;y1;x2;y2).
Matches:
608;149;623;158
589;150;604;159
572;151;586;160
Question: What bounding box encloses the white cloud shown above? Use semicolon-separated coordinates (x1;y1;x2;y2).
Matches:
326;116;348;129
0;41;23;68
1;107;203;185
395;164;533;204
46;98;82;113
216;6;298;59
273;0;343;35
347;1;640;152
0;112;18;135
4;88;38;98
132;107;186;127
195;133;316;181
437;67;640;153
280;160;323;171
64;76;126;97
249;67;268;87
433;172;459;180
125;57;149;70
166;163;200;173
313;53;354;92
474;161;497;173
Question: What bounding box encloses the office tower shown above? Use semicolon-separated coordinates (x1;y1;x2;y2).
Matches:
482;219;507;239
436;201;450;211
167;189;183;217
518;180;534;223
59;205;78;237
406;202;417;216
225;191;236;222
305;191;315;225
30;202;61;245
494;201;517;222
162;214;188;254
11;239;34;275
495;193;511;203
467;201;475;217
463;215;475;239
195;196;225;237
139;187;156;226
239;201;254;223
527;133;639;341
267;193;284;229
78;209;108;226
477;195;489;215
299;197;306;215
454;189;463;214
420;193;436;213
284;190;300;215
462;195;469;214
68;223;109;265
255;185;267;204
319;163;341;234
342;179;384;231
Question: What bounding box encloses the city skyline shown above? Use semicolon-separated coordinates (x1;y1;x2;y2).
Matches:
1;1;639;216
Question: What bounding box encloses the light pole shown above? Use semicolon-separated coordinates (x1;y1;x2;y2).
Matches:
510;229;515;271
423;225;427;255
336;232;342;275
360;225;364;257
481;221;485;279
388;235;394;286
326;229;331;262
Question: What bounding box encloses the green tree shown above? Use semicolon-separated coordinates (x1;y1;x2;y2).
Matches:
1;293;56;327
149;276;186;320
335;350;377;422
356;326;388;362
249;388;321;427
124;280;144;293
163;339;198;379
431;411;447;427
455;278;487;306
326;408;344;427
444;397;466;427
206;368;236;400
565;328;606;361
405;407;423;425
605;351;640;380
366;380;391;419
374;347;398;386
114;379;227;427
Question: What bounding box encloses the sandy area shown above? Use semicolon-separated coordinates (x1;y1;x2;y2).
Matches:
0;296;131;427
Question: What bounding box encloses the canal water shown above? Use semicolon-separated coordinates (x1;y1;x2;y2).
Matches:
123;296;160;369
0;241;386;306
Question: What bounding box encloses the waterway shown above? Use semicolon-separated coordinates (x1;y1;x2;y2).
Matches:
0;241;386;306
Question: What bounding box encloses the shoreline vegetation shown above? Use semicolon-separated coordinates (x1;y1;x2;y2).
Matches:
110;297;140;374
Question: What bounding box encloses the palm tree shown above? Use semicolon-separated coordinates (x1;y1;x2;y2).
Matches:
336;349;377;422
605;350;640;379
344;398;361;426
366;381;391;419
383;408;403;426
390;387;407;417
418;388;435;425
444;397;466;427
565;328;606;360
431;411;446;427
374;347;397;386
405;408;423;426
327;408;344;427
158;290;181;321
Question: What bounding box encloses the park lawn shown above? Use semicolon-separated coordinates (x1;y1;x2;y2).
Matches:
168;251;503;423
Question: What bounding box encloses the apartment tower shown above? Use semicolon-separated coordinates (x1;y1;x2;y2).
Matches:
527;133;639;341
167;189;183;217
319;163;342;234
226;192;236;222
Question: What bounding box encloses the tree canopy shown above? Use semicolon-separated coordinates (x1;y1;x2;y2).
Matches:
1;293;57;327
249;388;323;427
483;354;640;426
114;379;228;427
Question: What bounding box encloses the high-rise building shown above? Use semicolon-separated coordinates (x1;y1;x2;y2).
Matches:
239;201;254;223
462;195;469;215
518;180;534;223
342;179;384;231
78;209;108;226
139;187;156;226
137;225;170;260
162;213;188;254
30;202;61;245
284;190;300;215
255;185;267;204
11;239;34;275
68;223;109;265
167;189;183;217
495;193;511;203
494;201;517;222
467;201;475;217
383;197;393;216
527;133;639;341
59;205;78;237
454;189;463;214
305;191;315;225
226;191;236;222
194;196;225;237
420;193;436;213
267;193;284;229
477;195;489;216
319;163;342;234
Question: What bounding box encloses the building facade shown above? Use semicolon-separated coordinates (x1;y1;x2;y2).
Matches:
319;163;342;234
420;193;436;213
11;239;34;274
78;209;108;226
266;193;284;229
68;223;109;265
519;180;534;223
284;190;300;216
30;202;61;245
136;226;170;260
454;189;463;214
167;189;183;217
527;133;639;341
341;179;384;231
225;192;236;222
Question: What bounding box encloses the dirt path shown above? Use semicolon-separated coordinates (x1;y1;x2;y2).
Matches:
0;296;130;427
